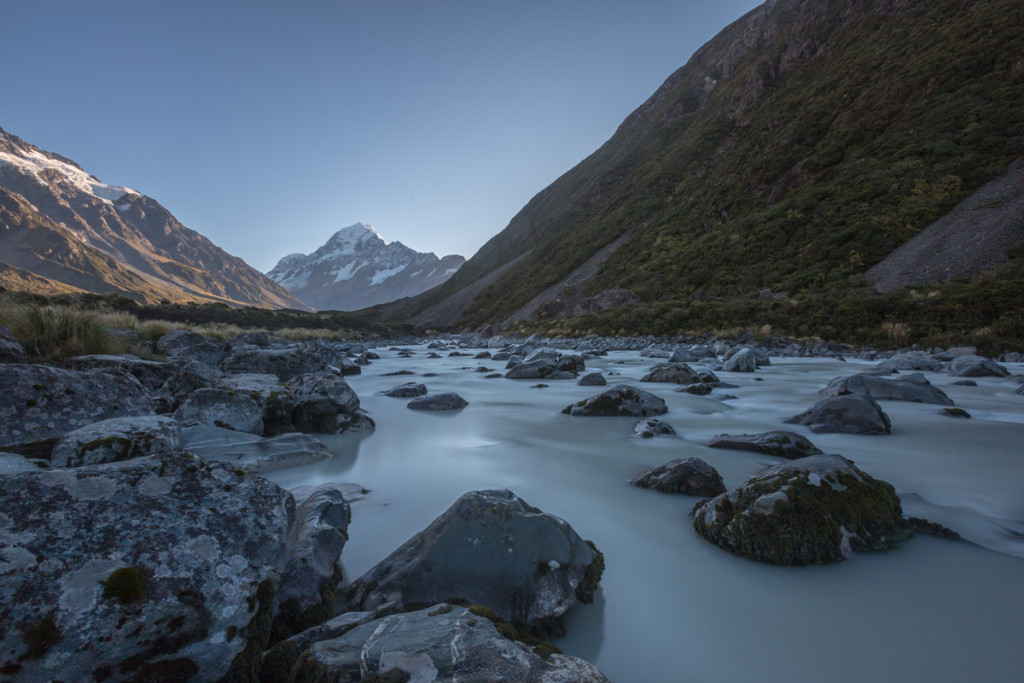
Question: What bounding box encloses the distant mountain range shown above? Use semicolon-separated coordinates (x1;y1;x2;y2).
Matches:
266;223;464;311
378;0;1024;333
0;127;309;310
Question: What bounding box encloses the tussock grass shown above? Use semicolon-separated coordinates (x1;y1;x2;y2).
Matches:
0;303;126;361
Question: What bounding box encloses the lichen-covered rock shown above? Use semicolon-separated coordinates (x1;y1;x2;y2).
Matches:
0;452;293;682
154;360;222;413
707;431;823;459
273;484;352;642
633;418;677;438
563;385;667;417
219;344;334;382
722;347;759;372
0;364;154;457
640;361;706;385
287;372;369;433
692;455;911;565
181;426;333;472
407;392;469;411
156;329;225;365
63;354;175;392
506;358;559;379
820;373;953;405
0;325;28;364
382;382;428;398
785;395;892;434
287;605;611;683
875;351;942;372
173;387;264;434
345;489;604;637
577;371;607;386
50;415;182;468
0;451;37;473
217;373;295;435
948;355;1010;378
631;457;726;496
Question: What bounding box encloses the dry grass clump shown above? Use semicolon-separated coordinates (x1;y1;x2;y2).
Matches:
0;303;125;361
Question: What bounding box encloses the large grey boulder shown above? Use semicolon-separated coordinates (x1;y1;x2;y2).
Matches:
707;431;824;459
577;371;607;386
722;347;759;372
286;605;610;683
640;362;705;385
0;452;293;682
0;325;28;364
820;373;954;405
217;373;295;435
563;385;667;417
63;354;175;392
407;392;469;411
273;484;352;642
181;426;333;472
948;355;1010;378
50;415;182;468
219;344;334;382
506;358;559;379
156;329;225;365
692;455;911;565
155;360;222;413
875;351;942;372
345;489;604;637
382;382;428;397
785;395;892;434
0;364;154;457
287;372;370;433
631;457;726;496
173;387;264;434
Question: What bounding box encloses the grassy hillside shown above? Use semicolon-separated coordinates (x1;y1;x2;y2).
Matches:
394;0;1024;344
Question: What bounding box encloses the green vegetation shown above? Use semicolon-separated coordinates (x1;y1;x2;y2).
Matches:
390;0;1024;344
102;566;145;605
0;302;125;361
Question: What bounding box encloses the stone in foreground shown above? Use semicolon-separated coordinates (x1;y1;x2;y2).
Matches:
407;392;469;411
0;452;292;681
785;395;892;434
289;605;610;682
631;457;726;496
344;489;604;637
563;385;667;417
707;430;823;460
50;415;182;468
692;454;911;565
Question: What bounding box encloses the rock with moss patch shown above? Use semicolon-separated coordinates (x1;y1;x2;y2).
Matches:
563;385;667;417
640;362;716;385
0;364;154;458
156;330;225;365
707;431;823;459
820;372;953;405
785;395;891;434
0;452;293;681
0;325;28;364
407;392;469;411
288;604;610;682
948;355;1010;378
219;343;336;382
287;372;372;433
875;351;942;373
50;415;182;468
216;373;295;435
633;418;676;438
173;387;264;434
383;382;428;398
181;425;333;472
722;347;760;372
632;457;726;496
63;354;176;392
155;360;222;413
692;454;911;565
577;372;607;386
940;407;972;418
345;489;603;637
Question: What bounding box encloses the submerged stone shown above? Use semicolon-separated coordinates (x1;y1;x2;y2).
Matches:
632;457;726;496
562;385;667;417
785;395;891;435
707;430;823;459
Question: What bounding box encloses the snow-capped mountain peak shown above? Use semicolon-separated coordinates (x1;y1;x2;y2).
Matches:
267;223;465;311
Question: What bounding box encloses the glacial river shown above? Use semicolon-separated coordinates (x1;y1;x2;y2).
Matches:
266;346;1024;682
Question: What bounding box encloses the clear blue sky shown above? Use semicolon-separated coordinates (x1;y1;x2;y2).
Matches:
3;0;761;272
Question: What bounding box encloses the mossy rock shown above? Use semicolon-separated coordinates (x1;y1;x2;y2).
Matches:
102;566;145;605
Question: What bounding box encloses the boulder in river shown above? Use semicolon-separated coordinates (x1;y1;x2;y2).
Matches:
633;418;677;438
0;452;293;681
948;355;1010;378
785;395;892;435
344;489;604;637
563;385;668;417
707;431;824;459
875;351;943;373
50;415;182;468
383;381;429;397
631;457;726;496
722;347;759;372
173;387;264;434
287;372;370;433
820;373;953;405
284;604;611;683
640;362;709;385
577;371;607;386
692;454;911;565
407;392;469;411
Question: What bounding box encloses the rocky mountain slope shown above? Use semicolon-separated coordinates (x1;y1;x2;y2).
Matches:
381;0;1024;333
0;127;309;309
267;223;464;311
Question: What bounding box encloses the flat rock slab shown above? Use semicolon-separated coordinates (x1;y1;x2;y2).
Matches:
563;385;667;417
173;387;264;434
692;454;911;565
707;431;823;459
181;425;332;473
288;605;610;683
0;452;292;681
631;457;726;496
50;415;182;468
407;392;469;411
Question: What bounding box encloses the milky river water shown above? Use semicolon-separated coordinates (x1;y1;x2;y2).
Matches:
265;346;1024;682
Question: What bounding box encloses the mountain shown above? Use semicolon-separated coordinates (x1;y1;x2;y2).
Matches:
381;0;1024;340
0;127;310;310
266;223;464;311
